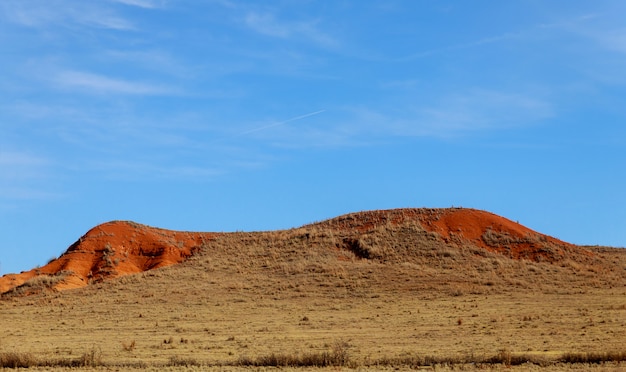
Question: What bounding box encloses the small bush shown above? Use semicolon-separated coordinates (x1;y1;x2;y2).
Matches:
78;346;103;367
122;340;136;352
1;271;72;297
167;355;200;367
237;340;352;367
560;351;626;364
0;351;36;368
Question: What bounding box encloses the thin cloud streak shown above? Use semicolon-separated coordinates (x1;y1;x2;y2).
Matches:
0;187;60;201
397;13;601;62
54;70;176;95
239;110;326;136
87;159;225;180
398;32;521;62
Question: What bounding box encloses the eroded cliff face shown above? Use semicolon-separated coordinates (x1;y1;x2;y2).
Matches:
0;220;216;294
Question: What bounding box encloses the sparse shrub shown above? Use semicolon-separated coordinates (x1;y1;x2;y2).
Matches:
122;340;136;352
78;346;103;367
236;340;352;367
560;350;626;364
0;351;36;368
482;229;521;247
497;348;512;366
1;271;74;297
341;237;382;259
342;238;371;259
167;355;200;367
103;242;114;252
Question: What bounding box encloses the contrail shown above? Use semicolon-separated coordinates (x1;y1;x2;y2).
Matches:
239;109;326;136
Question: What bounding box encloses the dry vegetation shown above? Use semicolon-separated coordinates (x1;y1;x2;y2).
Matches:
1;209;626;371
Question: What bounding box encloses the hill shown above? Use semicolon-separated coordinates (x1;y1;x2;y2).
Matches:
0;221;214;294
1;208;626;370
0;208;619;296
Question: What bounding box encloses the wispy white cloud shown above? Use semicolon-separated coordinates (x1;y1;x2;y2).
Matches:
245;12;289;38
90;15;134;30
104;49;193;79
565;15;626;56
111;0;163;9
0;0;134;30
88;160;223;179
0;187;60;202
398;13;602;62
2;101;87;122
283;89;555;146
542;13;626;86
399;32;521;61
54;70;176;95
249;88;554;148
596;28;626;54
410;89;554;136
243;11;338;48
0;151;58;201
537;13;602;31
0;151;48;168
380;79;421;90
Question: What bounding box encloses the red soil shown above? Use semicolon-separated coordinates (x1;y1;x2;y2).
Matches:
314;208;588;262
0;208;590;295
0;221;216;294
413;208;585;261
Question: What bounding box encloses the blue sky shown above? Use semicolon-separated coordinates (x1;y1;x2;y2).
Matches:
1;0;625;275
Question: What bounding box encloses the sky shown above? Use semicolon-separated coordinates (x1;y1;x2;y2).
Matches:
1;0;625;275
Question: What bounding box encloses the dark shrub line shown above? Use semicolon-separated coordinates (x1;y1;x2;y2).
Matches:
2;349;626;368
560;351;626;364
237;351;349;367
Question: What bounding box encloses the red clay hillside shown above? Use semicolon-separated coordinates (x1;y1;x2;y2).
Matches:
0;208;594;296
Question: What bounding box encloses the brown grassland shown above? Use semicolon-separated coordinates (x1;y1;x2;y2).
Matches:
1;208;626;371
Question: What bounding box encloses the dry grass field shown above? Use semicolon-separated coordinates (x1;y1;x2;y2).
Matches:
1;208;626;371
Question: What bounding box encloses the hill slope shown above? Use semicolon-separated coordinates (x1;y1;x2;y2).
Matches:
0;208;619;296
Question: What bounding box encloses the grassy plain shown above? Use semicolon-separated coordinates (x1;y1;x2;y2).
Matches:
2;219;626;370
